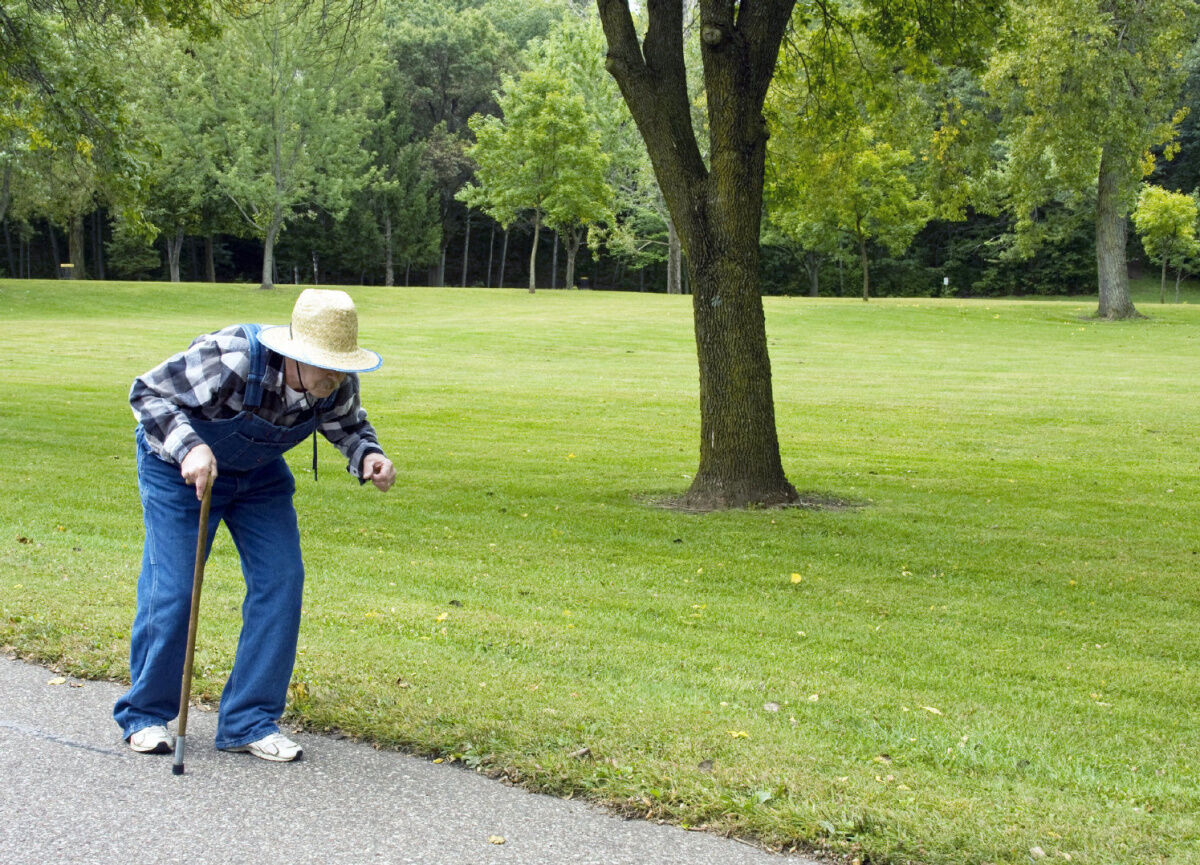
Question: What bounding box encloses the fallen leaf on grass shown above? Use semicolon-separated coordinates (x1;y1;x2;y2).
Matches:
790;573;803;583
727;730;748;738
921;705;943;715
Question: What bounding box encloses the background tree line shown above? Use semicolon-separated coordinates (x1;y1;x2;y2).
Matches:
2;0;1199;301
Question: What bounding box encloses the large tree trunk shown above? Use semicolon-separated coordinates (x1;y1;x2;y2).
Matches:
1095;145;1139;319
804;250;820;296
69;214;87;279
599;0;797;509
166;229;184;282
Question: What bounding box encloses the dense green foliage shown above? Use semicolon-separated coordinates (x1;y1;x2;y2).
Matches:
1132;184;1199;303
3;280;1198;863
2;0;1198;297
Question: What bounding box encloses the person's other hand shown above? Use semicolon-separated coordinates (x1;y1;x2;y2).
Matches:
180;444;217;500
362;453;395;492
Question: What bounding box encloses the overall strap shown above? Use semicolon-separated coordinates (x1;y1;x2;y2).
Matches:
240;323;266;410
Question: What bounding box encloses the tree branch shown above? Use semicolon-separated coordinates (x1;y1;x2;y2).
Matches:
597;0;707;202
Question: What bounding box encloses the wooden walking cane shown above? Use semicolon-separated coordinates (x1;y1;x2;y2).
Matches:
173;479;213;776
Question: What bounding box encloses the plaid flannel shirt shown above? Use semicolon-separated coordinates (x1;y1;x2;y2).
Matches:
130;324;384;478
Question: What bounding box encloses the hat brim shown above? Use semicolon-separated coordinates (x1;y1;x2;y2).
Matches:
257;324;383;373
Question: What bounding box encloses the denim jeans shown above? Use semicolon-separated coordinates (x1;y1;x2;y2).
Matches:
114;437;305;749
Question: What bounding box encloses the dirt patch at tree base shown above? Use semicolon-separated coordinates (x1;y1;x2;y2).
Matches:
642;490;864;514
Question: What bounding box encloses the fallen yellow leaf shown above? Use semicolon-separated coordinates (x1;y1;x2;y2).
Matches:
48;677;66;686
790;573;803;583
921;705;943;715
488;836;506;845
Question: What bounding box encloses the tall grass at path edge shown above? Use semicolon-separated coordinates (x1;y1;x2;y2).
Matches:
0;278;1197;865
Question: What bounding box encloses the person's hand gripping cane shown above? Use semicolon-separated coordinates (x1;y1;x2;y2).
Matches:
180;444;218;500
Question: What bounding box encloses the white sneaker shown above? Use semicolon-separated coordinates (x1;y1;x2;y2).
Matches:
226;732;303;762
128;725;173;754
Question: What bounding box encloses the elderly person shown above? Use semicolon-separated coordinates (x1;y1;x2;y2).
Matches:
114;289;395;762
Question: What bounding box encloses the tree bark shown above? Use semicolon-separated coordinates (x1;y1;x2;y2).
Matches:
552;231;559;289
69;214;87;279
1095;144;1139;319
3;219;14;278
804;250;820;296
667;216;682;294
261;215;281;289
204;235;216;282
166;229;184;283
91;211;105;280
461;211;471;287
486;221;496;287
599;0;797;509
1160;257;1168;304
46;219;61;275
499;228;509;288
565;227;582;289
528;212;540;293
383;210;395;287
858;229;870;301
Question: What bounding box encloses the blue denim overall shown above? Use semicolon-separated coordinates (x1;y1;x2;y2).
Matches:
115;325;333;749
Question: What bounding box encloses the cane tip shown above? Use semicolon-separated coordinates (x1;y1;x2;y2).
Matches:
172;763;185;775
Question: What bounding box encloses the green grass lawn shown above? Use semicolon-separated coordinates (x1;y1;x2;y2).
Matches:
1;279;1197;865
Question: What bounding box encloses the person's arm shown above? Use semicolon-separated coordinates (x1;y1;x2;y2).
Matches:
317;375;393;490
129;328;249;496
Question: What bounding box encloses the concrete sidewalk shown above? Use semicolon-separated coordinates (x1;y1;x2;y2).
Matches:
0;655;815;865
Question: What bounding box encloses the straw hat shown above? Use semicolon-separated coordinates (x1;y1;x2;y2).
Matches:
258;289;382;373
